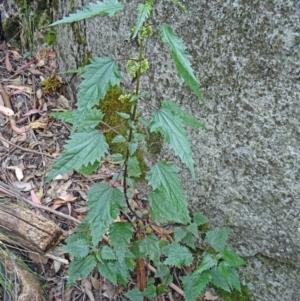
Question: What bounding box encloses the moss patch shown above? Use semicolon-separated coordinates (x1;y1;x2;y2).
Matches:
98;86;147;180
3;15;21;47
213;285;252;301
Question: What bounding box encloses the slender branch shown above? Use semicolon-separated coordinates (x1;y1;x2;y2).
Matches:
0;136;54;158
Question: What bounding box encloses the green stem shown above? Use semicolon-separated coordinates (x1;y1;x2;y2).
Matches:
123;25;146;218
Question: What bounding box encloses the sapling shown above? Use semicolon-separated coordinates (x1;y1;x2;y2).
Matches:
48;1;246;300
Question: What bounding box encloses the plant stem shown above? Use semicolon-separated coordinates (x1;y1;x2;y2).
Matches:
122;25;146;218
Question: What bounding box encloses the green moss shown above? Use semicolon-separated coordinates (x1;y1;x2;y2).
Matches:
45;29;57;46
82;52;93;66
71;22;87;47
3;15;21;47
98;86;147;180
214;285;252;301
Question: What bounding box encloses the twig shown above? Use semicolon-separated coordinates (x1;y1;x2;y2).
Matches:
0;136;54;158
45;252;69;264
0;181;79;224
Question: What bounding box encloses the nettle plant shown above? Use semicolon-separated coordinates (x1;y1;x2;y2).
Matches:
47;1;246;300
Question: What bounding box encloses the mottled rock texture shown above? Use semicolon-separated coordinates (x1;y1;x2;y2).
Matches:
2;0;300;300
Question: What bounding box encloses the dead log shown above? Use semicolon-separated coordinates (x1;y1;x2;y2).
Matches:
0;200;64;253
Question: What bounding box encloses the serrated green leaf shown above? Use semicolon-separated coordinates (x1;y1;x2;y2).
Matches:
112;135;127;143
74;57;121;128
133;132;146;142
149;109;195;177
79;108;104;130
147;161;190;224
63;239;90;258
222;248;246;267
78;161;99;175
51;110;75;123
128;142;138;155
162;100;205;128
182;271;211;301
66;231;92;244
209;266;230;292
157;283;169;295
98;260;118;284
193;213;209;226
144;278;156;298
131;234;160;265
194;253;217;275
155;264;173;286
109;153;124;162
132;3;153;38
46;130;108;182
99;259;131;285
187;222;198;237
227;267;242;292
159;24;204;103
206;228;229;253
182;232;196;249
116;111;130;119
127;156;142;177
67;255;97;287
174;227;188;243
109;222;133;264
217;262;233;288
86;183;125;245
51;0;124;25
101;246;116;260
125;288;144;301
162;243;193;267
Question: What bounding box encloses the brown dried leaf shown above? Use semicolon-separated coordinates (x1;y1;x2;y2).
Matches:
151;224;174;235
29;120;48;129
5;52;12;72
91;276;102;290
12;181;33;191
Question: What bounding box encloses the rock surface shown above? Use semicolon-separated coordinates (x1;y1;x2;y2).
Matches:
2;0;300;300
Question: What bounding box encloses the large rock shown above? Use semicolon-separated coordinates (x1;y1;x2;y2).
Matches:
2;0;300;300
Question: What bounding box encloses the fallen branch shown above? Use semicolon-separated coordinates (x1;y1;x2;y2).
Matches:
0;135;54;158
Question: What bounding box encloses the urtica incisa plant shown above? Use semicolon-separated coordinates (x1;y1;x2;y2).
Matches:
48;1;246;300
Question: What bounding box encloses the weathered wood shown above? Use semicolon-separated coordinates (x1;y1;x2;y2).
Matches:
0;248;43;301
0;200;64;252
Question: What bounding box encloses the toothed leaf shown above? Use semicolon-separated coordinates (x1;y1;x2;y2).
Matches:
206;228;229;253
149;108;195;177
132;3;153;38
67;255;97;287
51;0;124;25
46;130;108;182
194;253;217;275
74;57;121;128
63;239;90;258
222;248;246;267
109;222;134;264
182;271;211;301
147;161;190;224
162;100;205;128
161;243;193;267
159;24;203;103
86;183;125;245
